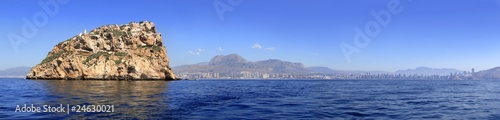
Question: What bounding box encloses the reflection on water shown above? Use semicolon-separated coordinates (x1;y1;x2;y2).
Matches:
38;80;172;119
3;79;500;119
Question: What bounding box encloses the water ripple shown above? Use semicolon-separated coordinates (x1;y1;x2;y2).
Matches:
1;79;500;119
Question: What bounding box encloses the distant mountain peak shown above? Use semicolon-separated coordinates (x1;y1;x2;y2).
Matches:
2;66;31;71
0;66;32;78
176;54;310;75
476;66;500;79
209;54;248;65
489;67;500;70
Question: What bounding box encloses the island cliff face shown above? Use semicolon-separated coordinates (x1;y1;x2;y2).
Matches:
26;21;177;80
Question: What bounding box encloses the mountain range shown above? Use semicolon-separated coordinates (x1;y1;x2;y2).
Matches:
475;67;500;79
175;54;388;75
0;66;31;78
394;67;463;76
174;54;310;76
174;54;498;78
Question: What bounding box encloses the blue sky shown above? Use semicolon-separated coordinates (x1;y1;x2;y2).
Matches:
1;0;500;72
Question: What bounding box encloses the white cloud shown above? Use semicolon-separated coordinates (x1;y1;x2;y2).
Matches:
266;47;275;51
252;43;275;52
217;47;223;52
187;51;200;55
251;43;262;49
187;48;205;55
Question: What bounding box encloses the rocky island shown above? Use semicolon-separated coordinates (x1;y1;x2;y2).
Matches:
26;21;178;80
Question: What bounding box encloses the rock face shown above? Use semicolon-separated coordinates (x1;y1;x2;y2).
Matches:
26;21;177;80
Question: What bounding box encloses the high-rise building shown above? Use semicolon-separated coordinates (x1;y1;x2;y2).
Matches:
471;68;475;79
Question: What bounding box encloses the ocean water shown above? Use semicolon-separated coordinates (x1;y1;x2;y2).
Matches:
1;78;500;119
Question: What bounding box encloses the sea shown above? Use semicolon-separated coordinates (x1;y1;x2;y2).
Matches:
1;78;500;119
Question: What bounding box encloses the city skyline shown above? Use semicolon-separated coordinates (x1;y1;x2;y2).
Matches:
1;0;500;72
